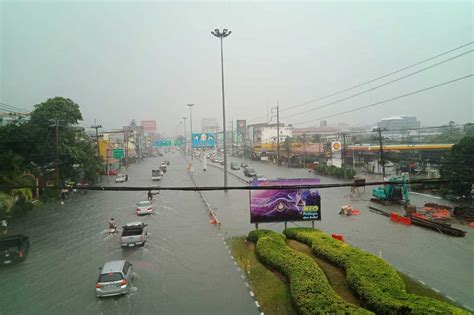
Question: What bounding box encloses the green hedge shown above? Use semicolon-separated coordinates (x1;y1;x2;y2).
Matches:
315;165;357;179
283;228;468;315
247;230;371;314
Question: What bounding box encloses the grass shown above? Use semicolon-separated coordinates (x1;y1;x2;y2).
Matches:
286;239;365;307
228;237;297;315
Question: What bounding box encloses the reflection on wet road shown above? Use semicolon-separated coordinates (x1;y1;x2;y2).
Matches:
0;154;258;315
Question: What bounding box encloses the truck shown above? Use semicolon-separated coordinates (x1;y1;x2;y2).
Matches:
120;222;148;247
152;169;162;181
0;234;30;265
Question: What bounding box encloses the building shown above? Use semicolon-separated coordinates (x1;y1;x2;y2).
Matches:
201;118;219;133
377;115;420;130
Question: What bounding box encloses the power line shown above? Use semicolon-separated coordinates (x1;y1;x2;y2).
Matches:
282;49;473;120
0;102;30;114
292;74;473;126
1;176;472;192
248;41;474;123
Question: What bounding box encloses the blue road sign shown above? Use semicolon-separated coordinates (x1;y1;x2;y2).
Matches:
192;133;216;148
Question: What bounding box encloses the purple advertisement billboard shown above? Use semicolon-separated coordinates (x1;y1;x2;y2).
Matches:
250;178;321;223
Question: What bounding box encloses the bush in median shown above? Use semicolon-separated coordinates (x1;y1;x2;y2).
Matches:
283;228;468;315
247;230;371;315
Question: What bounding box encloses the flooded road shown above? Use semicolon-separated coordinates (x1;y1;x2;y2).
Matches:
0;154;259;315
190;156;474;310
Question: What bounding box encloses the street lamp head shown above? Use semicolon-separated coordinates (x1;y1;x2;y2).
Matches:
187;103;194;107
211;28;231;38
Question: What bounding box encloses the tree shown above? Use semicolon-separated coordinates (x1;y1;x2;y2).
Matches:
440;136;474;196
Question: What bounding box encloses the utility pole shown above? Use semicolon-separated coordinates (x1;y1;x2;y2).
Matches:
211;28;232;192
271;102;281;165
340;132;348;167
123;130;129;170
182;117;187;154
374;128;387;180
91;121;102;161
303;132;306;168
187;104;194;159
50;119;64;184
228;120;234;156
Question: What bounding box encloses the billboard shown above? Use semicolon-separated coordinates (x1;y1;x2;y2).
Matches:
250;178;321;223
331;141;342;168
141;120;157;131
236;120;246;137
192;132;216;148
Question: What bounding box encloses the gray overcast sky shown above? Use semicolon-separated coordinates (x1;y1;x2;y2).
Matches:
1;1;473;136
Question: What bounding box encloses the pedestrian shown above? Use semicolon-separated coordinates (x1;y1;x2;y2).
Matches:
147;190;153;201
125;174;128;181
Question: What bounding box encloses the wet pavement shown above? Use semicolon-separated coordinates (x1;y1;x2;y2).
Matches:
189;155;474;310
0;154;259;315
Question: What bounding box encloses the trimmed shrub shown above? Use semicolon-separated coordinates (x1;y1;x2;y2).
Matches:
248;230;371;314
284;228;468;315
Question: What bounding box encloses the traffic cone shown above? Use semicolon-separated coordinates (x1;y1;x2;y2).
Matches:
210;218;217;225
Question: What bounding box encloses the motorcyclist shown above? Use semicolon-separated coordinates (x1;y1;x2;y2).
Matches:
108;218;117;232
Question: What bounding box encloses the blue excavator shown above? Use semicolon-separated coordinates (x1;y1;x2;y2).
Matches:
371;175;410;206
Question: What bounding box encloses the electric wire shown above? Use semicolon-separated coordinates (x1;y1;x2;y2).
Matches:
291;74;473;126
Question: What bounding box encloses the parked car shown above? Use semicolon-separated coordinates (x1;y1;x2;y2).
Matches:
164;160;170;165
243;167;257;177
0;234;30;265
120;222;148;247
230;162;240;170
95;260;133;297
241;162;248;168
152;170;162;181
253;174;267;181
135;201;153;215
115;174;127;183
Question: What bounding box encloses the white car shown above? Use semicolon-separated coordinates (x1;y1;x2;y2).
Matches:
115;174;127;183
135;201;153;215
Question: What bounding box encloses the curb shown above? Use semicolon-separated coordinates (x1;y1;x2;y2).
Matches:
185;155;263;314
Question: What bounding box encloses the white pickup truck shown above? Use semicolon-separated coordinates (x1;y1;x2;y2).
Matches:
120;222;148;247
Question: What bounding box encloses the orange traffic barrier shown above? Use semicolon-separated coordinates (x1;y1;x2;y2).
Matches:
390;212;400;222
331;234;345;242
398;217;412;225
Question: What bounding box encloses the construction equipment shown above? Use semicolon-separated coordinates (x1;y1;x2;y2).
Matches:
371;175;409;205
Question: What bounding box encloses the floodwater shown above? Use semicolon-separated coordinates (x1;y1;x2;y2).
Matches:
190;156;474;310
0;154;259;315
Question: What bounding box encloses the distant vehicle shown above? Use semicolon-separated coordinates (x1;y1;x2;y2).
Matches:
152;170;162;181
240;162;248;168
243;167;257;177
0;235;30;265
120;222;148;247
253;174;267;181
96;260;133;297
164;161;170;165
115;174;127;183
158;152;164;157
230;162;240;170
136;201;153;215
150;185;160;195
219;160;225;165
159;163;168;173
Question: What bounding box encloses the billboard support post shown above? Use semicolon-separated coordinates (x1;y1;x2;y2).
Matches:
312;221;315;229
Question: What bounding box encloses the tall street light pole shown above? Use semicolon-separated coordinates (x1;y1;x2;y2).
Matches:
211;28;232;192
187;104;194;159
182;117;187;154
